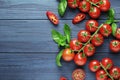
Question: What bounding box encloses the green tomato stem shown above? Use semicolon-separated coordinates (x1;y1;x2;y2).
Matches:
113;20;120;22
86;0;100;8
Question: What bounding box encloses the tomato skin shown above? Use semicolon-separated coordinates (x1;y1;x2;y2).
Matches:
70;38;83;50
67;0;79;9
79;0;90;12
109;40;120;53
62;48;75;62
91;33;104;47
77;30;91;43
101;58;114;70
99;0;111;12
72;13;86;24
89;60;101;72
60;76;67;80
74;53;87;66
109;67;120;79
85;20;99;33
96;69;108;80
90;0;100;4
46;11;59;25
72;69;86;80
84;44;95;57
115;28;120;40
89;7;101;19
100;24;112;37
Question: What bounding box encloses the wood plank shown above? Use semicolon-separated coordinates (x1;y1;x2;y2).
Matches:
0;52;119;80
0;20;115;52
0;0;120;19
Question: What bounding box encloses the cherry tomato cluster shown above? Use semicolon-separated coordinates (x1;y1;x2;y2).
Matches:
89;57;120;80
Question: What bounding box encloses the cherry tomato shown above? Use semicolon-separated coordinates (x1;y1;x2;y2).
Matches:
89;6;101;19
89;60;101;72
74;53;87;66
79;0;90;12
67;0;79;9
60;76;67;80
107;78;112;80
70;38;83;50
72;13;86;24
91;33;104;47
83;44;95;57
99;0;111;12
62;48;75;62
77;30;91;43
100;24;112;37
109;40;120;53
46;11;59;25
109;66;120;79
90;0;100;4
115;28;120;40
72;69;86;80
101;57;114;70
96;69;108;80
85;20;99;33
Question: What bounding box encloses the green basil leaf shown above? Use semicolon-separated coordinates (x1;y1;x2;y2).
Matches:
58;0;67;17
108;8;115;18
64;24;71;43
56;50;63;67
105;20;112;24
112;23;117;36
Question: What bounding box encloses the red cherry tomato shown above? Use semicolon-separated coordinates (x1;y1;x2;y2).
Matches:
107;78;112;80
62;48;75;62
79;0;90;12
72;13;86;24
85;20;99;33
70;38;83;50
74;53;87;66
67;0;79;9
115;28;120;40
90;0;100;4
46;11;59;25
83;43;95;57
89;6;101;19
109;40;120;53
109;66;120;79
101;57;114;70
99;0;111;12
77;30;91;43
100;24;112;37
91;33;104;47
96;69;108;80
89;60;101;72
72;69;86;80
60;76;67;80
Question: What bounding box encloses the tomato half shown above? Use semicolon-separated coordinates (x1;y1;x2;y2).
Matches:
60;76;67;80
96;69;108;80
115;28;120;40
67;0;79;9
79;0;90;12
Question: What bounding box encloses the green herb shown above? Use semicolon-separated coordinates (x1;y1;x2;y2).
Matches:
111;23;117;36
108;8;115;18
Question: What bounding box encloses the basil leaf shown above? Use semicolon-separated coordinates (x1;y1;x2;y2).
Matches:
56;50;63;67
64;24;71;43
105;20;112;24
111;23;117;36
108;8;115;18
58;0;67;17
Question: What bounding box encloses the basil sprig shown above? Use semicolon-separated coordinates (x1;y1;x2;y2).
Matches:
56;50;63;67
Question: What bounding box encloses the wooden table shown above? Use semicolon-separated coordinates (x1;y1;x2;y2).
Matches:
0;0;120;80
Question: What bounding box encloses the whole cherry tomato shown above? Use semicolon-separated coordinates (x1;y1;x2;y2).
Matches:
62;48;75;62
91;33;104;47
101;57;114;70
72;69;86;80
46;11;59;25
109;40;120;53
109;66;120;79
89;60;101;72
96;69;108;80
60;76;67;80
67;0;79;9
74;53;87;66
89;6;101;19
79;0;90;12
115;28;120;40
99;0;111;12
100;24;112;37
83;43;95;57
70;38;83;50
107;78;112;80
86;20;99;33
77;30;91;43
90;0;100;4
72;13;86;24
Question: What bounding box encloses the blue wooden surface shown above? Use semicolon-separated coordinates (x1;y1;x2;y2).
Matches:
0;0;120;80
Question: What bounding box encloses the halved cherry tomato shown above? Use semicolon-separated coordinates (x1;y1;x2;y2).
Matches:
79;0;90;12
72;69;86;80
46;11;59;25
60;76;67;80
72;13;86;24
115;28;120;40
67;0;79;9
96;69;108;80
